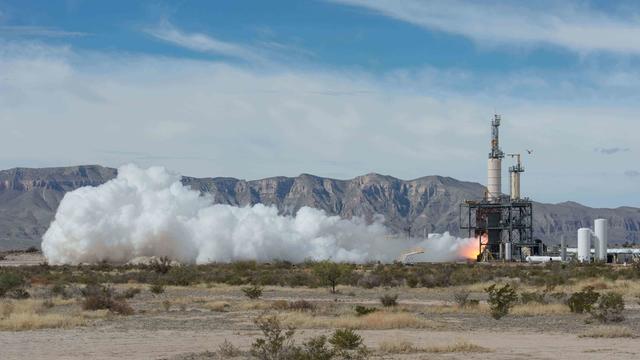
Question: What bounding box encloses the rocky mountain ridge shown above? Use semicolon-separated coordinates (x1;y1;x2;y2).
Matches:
1;165;638;250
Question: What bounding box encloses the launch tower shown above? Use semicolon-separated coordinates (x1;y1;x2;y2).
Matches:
460;115;535;261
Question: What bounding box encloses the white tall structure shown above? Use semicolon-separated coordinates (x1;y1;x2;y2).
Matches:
487;114;504;201
594;219;608;262
577;228;591;262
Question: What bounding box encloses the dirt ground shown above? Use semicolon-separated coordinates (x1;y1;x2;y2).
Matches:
2;253;640;360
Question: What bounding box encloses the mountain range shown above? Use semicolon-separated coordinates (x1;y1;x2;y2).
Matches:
1;165;639;250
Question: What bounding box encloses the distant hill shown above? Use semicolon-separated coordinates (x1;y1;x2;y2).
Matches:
1;165;638;250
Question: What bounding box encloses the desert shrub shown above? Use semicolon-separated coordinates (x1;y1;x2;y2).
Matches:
7;288;30;299
354;305;377;316
51;282;70;298
380;294;398;307
149;283;165;295
313;261;351;293
329;328;362;350
567;286;600;314
271;300;290;310
294;335;334;360
406;275;419;288
520;291;546;304
289;300;315;312
467;299;480;307
329;328;369;359
163;266;198;286
162;300;171;312
81;284;133;315
590;292;625;323
356;274;381;289
0;272;25;297
242;285;263;300
149;256;172;274
25;246;39;253
119;288;141;299
218;339;242;357
251;315;296;360
485;284;518;320
453;290;470;307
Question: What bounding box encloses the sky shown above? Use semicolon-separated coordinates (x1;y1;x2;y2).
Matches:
0;0;638;208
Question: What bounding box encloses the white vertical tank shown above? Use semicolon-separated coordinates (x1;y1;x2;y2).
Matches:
594;219;608;262
510;171;520;200
577;228;591;262
504;242;512;261
487;158;501;201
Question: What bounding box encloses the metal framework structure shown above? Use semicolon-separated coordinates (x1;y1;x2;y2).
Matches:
460;199;535;261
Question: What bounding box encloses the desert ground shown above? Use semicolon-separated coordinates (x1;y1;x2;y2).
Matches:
1;252;640;360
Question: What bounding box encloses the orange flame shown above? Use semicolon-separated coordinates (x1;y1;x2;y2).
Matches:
458;234;487;260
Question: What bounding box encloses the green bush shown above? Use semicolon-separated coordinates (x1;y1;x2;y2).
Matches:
7;288;30;299
218;339;242;358
0;272;25;297
289;299;315;312
313;261;351;294
149;256;172;274
406;275;419;288
149;283;165;295
567;286;600;314
81;284;133;315
380;294;398;307
354;305;377;316
485;284;518;320
251;315;296;360
242;284;263;300
119;287;141;299
590;292;625;323
329;329;363;350
520;291;546;304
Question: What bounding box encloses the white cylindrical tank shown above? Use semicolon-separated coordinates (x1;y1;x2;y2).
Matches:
526;256;562;263
504;242;512;261
487;158;501;201
577;228;591;262
594;219;608;262
510;171;520;200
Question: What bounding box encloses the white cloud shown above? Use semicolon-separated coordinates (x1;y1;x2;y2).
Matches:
144;21;263;62
0;25;87;37
0;40;637;207
330;0;640;54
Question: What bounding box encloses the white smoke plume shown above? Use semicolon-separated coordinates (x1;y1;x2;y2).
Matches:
41;165;476;264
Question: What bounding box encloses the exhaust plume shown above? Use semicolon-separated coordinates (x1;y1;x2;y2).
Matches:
42;165;476;264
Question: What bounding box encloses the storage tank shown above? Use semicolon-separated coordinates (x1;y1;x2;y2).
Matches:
487;158;501;201
577;228;591;262
594;219;608;262
504;242;512;261
510;170;520;200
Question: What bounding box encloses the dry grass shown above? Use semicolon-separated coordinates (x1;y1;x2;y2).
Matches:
0;312;86;331
379;340;421;354
204;301;231;312
0;299;105;331
281;311;441;330
579;326;637;339
510;303;570;316
422;303;489;314
379;339;491;354
423;340;492;353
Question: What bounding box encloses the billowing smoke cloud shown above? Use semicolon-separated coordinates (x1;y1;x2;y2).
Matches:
42;165;476;264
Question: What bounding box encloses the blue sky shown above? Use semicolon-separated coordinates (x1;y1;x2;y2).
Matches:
0;0;638;207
